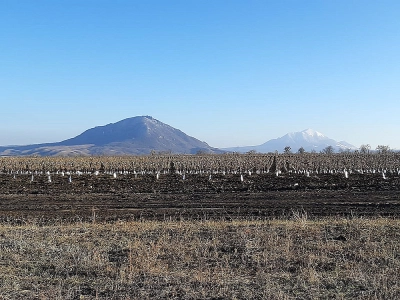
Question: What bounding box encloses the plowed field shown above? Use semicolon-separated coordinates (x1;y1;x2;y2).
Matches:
1;172;399;223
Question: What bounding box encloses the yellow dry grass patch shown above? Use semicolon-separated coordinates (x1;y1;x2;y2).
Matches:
0;217;400;299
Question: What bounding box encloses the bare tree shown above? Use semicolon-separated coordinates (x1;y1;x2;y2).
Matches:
321;146;335;154
297;147;306;154
376;145;390;154
360;144;371;154
284;146;292;154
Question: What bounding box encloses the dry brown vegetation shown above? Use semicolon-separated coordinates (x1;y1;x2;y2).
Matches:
1;152;400;175
1;154;399;299
1;216;400;299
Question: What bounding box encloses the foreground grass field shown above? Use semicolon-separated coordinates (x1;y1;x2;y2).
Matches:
0;216;399;299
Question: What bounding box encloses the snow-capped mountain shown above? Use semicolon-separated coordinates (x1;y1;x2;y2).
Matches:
223;129;357;153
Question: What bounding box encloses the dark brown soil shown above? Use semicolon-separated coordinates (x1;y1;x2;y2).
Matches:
1;172;399;223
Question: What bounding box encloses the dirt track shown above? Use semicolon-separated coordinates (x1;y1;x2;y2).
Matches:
1;172;399;223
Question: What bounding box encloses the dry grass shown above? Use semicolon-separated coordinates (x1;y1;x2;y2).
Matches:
0;216;400;299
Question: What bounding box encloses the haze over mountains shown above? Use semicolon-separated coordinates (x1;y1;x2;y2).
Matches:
223;129;357;153
0;116;356;156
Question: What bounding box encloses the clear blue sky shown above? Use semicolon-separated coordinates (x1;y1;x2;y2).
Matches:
1;0;399;149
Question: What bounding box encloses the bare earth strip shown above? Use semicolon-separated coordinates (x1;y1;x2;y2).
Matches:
0;173;399;223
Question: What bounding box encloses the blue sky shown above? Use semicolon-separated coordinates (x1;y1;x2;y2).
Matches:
1;0;399;149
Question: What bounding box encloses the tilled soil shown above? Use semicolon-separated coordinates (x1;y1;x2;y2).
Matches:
0;173;399;223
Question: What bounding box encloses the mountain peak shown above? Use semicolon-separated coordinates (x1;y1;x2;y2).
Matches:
301;128;325;137
0;116;221;156
223;129;356;153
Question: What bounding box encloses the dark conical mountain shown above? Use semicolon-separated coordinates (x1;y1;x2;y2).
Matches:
0;116;221;156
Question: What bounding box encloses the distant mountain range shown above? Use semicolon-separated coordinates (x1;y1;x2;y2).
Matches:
0;116;222;156
222;129;357;153
0;117;357;156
